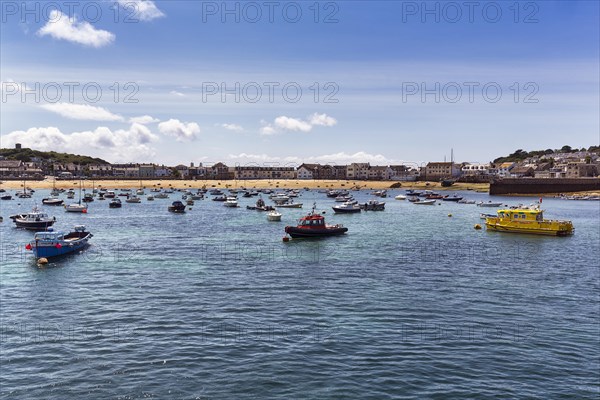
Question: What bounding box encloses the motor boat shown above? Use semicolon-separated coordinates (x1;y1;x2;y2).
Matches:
442;195;463;202
1;194;13;200
155;192;169;199
42;197;64;206
10;207;56;230
246;197;274;211
332;201;361;213
412;199;437;205
477;201;504;207
104;191;116;198
267;211;282;221
168;201;186;213
285;204;348;238
394;195;406;200
109;198;122;208
25;225;93;259
360;200;385;211
125;195;141;203
212;195;227;202
458;199;475;204
224;196;238;207
276;200;303;208
485;207;573;236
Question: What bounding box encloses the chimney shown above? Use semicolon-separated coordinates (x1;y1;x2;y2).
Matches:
15;143;22;149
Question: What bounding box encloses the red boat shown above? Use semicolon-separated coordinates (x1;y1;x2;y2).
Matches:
284;205;348;238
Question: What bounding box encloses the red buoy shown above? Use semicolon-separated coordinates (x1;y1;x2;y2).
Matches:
282;236;290;242
55;243;62;249
25;243;32;250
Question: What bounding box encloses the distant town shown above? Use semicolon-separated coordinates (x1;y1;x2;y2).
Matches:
1;143;599;182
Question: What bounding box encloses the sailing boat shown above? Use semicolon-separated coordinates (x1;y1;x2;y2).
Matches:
43;176;64;205
65;177;88;213
16;177;31;198
136;177;145;195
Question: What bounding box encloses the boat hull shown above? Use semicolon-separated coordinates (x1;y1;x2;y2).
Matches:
15;220;55;230
42;199;64;206
332;207;361;213
32;237;91;258
485;219;573;236
285;226;348;238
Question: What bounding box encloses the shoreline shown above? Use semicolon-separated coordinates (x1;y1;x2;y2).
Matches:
2;179;489;192
3;179;599;196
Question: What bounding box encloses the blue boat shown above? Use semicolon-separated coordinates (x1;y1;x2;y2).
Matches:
25;225;93;259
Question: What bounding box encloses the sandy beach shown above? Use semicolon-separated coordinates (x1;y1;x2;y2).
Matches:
2;178;490;192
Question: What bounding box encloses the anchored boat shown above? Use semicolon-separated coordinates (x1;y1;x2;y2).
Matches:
485;207;574;236
168;201;186;213
285;205;348;238
10;207;56;230
25;225;93;259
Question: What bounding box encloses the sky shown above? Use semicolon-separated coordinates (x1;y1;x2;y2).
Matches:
1;0;599;167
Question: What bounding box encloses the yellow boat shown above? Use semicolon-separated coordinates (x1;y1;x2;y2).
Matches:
485;207;574;236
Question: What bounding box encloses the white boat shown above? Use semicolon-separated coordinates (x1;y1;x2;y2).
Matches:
267;211;282;221
477;201;503;207
413;199;436;205
147;196;154;201
332;201;361;213
335;195;353;202
394;195;406;200
136;189;145;195
126;195;141;203
224;196;238;207
276;200;303;208
458;199;475;204
64;203;88;213
155;193;169;199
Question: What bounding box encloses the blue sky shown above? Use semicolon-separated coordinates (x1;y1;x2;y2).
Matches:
1;0;598;166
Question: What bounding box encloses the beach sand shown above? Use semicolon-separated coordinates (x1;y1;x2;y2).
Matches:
2;179;490;192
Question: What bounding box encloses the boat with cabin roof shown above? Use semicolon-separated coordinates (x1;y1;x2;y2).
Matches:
285;204;348;238
485;206;573;236
10;207;56;230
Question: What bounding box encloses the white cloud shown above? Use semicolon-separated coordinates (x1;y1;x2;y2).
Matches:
129;115;160;124
117;0;165;21
260;126;277;135
1;124;159;162
309;113;337;127
170;91;185;97
227;151;393;165
40;103;124;121
158;119;200;141
221;123;244;132
260;113;337;135
37;10;115;48
274;116;313;132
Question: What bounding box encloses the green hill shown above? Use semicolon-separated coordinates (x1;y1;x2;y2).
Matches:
493;146;600;164
0;148;109;165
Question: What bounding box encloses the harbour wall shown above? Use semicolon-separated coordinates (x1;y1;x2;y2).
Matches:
490;178;600;195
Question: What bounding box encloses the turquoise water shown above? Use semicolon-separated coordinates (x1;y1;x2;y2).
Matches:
1;189;599;399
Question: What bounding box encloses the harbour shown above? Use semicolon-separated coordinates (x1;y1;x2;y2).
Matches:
1;187;598;398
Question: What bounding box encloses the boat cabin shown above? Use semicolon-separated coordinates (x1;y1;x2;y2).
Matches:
298;214;325;228
497;209;544;222
34;231;64;242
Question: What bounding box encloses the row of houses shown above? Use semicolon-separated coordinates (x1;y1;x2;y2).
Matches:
459;159;599;179
1;158;598;180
